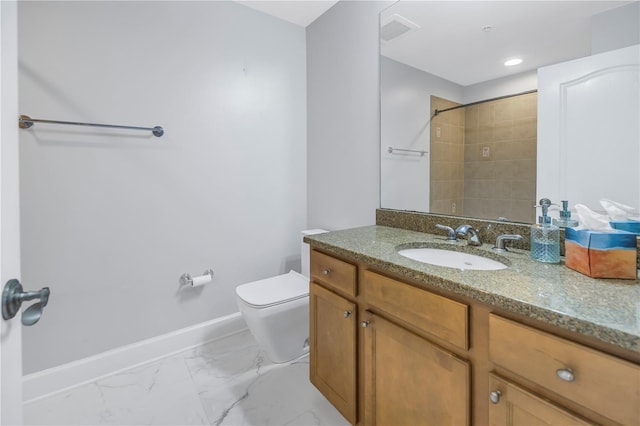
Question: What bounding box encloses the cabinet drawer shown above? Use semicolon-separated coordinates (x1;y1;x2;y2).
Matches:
362;270;468;350
310;250;357;298
489;314;640;426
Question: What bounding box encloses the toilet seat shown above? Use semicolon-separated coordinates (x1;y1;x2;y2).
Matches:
235;270;308;309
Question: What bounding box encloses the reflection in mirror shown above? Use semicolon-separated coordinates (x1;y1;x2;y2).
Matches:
429;91;537;223
380;1;640;224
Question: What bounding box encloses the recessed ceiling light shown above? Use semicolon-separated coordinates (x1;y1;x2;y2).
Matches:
504;58;523;67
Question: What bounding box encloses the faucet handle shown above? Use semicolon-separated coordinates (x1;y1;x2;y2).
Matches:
493;234;524;252
435;224;456;240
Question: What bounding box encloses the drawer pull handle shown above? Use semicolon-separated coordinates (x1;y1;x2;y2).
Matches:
489;390;501;404
361;320;370;328
322;269;331;275
343;311;351;318
556;368;575;382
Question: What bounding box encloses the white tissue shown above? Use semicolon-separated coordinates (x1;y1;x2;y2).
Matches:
574;204;614;231
191;274;212;287
600;199;639;221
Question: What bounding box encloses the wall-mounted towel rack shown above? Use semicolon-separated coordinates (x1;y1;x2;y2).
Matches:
388;147;427;156
18;115;164;137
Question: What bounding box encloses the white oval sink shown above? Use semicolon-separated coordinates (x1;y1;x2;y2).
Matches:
398;248;508;270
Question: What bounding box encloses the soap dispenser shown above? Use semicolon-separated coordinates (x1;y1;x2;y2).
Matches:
553;200;579;228
531;198;560;263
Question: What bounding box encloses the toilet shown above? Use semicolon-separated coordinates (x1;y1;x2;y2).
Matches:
235;229;328;363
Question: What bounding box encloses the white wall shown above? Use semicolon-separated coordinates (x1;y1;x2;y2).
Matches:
462;70;538;104
380;57;463;212
19;1;306;374
591;2;640;55
306;1;392;230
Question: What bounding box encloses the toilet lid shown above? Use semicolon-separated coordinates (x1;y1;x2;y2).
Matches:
236;270;309;308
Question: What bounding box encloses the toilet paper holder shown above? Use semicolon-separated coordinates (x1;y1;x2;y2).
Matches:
179;269;214;288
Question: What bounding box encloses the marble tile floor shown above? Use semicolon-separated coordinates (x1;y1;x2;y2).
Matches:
24;330;350;426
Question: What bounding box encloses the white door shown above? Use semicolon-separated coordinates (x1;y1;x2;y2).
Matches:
1;1;23;424
537;44;640;211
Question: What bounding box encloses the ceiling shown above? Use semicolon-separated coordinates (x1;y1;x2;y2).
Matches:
235;1;636;86
235;0;339;27
381;1;634;86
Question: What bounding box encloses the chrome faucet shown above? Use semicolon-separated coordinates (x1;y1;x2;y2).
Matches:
435;224;456;240
493;234;524;252
455;225;481;246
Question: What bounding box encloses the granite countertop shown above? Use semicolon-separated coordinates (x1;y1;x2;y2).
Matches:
305;225;640;353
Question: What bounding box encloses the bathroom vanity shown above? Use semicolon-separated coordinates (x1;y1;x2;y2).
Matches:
306;224;639;426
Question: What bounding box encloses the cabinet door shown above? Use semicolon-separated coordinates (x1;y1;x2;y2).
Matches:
309;282;357;424
362;312;470;425
488;374;593;426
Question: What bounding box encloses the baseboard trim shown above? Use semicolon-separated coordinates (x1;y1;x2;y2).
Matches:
23;312;247;403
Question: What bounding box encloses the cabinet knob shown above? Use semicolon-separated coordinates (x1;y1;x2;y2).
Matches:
321;268;331;275
343;310;351;318
361;320;370;328
489;390;501;404
556;368;575;382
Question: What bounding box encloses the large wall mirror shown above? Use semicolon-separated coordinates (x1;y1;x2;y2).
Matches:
380;1;640;224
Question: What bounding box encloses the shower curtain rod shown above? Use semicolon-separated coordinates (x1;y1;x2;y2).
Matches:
18;115;165;137
433;89;537;117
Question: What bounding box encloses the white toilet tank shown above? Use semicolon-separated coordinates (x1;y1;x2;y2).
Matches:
235;229;328;363
301;229;328;278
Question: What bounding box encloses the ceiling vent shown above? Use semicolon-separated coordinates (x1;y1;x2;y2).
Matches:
380;14;420;42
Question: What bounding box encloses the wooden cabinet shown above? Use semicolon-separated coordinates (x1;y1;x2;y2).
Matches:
309;248;640;426
362;312;470;425
362;270;469;350
489;314;640;426
308;248;359;424
309;249;471;425
361;270;470;425
309;282;357;424
310;250;357;298
488;374;592;426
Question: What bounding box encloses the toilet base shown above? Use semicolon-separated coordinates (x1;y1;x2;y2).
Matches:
238;295;309;364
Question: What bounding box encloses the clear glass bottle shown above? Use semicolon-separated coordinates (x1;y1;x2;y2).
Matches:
531;198;560;263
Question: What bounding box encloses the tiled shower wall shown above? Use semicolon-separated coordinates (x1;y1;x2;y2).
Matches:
464;92;537;223
430;93;537;223
430;96;465;215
